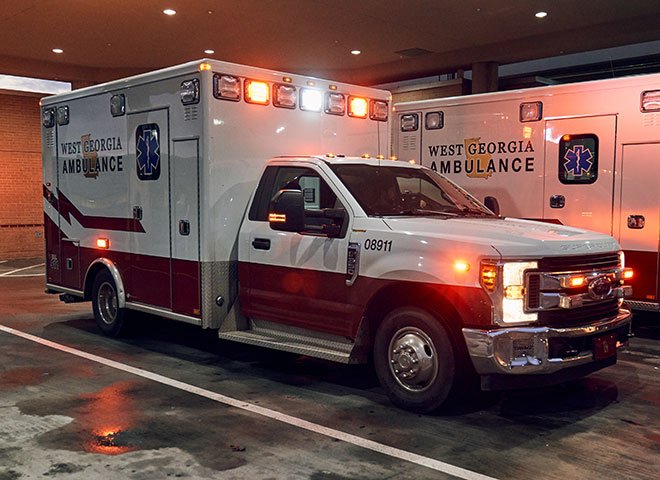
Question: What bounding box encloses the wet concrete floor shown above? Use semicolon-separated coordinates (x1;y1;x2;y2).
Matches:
0;259;659;479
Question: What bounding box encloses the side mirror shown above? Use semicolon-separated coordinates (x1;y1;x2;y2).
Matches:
484;196;500;216
269;189;305;232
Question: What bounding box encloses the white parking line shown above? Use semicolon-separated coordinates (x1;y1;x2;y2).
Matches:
0;263;45;277
0;324;497;480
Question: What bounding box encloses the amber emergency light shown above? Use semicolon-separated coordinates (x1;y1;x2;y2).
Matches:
96;238;110;249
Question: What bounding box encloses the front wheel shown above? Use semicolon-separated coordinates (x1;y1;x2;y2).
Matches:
92;270;129;337
373;307;460;413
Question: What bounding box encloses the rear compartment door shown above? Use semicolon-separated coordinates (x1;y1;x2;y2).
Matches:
543;115;617;235
617;143;660;302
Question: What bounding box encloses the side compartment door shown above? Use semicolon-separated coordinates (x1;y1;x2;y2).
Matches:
127;109;171;308
171;139;200;315
543;115;616;235
617;143;660;302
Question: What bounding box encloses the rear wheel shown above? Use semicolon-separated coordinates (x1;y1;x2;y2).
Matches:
373;307;460;413
92;270;129;337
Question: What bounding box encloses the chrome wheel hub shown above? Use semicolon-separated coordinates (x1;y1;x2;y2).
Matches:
97;282;118;325
388;327;438;392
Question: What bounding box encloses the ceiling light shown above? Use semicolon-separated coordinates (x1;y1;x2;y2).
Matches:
52;48;63;54
535;11;548;18
204;49;215;54
163;8;176;15
351;50;361;55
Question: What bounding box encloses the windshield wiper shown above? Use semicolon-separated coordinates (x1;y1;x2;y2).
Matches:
394;209;459;217
459;207;494;217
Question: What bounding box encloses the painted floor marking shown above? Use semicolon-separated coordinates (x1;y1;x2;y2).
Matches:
0;324;497;480
0;263;45;277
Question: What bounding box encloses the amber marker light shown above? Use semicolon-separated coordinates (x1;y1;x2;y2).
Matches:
199;63;212;71
268;213;286;223
480;263;498;292
623;268;634;280
408;159;416;164
329;84;337;90
96;238;110;249
390;156;397;161
562;134;571;141
361;153;371;158
283;76;292;83
325;153;335;158
454;261;470;272
570;276;585;287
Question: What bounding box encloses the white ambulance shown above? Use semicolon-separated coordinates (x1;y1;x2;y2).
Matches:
42;60;632;412
394;73;660;311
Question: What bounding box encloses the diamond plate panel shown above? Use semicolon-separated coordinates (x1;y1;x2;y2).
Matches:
201;260;238;328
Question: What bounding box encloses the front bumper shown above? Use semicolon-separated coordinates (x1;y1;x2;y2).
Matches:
462;307;631;377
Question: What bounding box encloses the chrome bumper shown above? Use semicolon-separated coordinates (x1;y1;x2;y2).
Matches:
462;308;632;375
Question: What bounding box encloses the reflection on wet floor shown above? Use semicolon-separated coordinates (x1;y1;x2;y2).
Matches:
78;381;139;455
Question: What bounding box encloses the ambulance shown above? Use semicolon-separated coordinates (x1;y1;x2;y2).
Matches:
394;72;660;311
42;60;632;412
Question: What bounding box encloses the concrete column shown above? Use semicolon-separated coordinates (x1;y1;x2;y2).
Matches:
471;62;499;94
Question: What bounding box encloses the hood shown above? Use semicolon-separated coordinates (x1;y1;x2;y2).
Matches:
382;216;620;258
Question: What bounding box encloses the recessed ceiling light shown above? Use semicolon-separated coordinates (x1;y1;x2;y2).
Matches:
204;49;215;54
535;11;548;18
52;48;63;54
351;50;361;55
163;8;176;15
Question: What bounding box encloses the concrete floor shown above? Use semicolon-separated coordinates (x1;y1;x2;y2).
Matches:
1;259;659;480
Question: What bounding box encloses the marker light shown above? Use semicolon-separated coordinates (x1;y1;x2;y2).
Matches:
245;80;269;105
569;276;585;287
481;263;498;292
562;134;571;141
408;159;416;164
96;238;110;249
300;88;322;112
213;74;240;101
376;155;385;159
370;100;389;121
361;153;371;158
390;156;397;161
454;261;470;272
504;285;525;299
623;268;634;280
199;63;212;71
283;76;292;83
268;213;286;223
307;81;315;86
273;83;297;108
329;84;338;90
325;92;346;115
348;96;368;118
325;153;335;158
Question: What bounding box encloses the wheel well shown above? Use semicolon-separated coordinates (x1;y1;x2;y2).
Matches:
364;283;463;340
84;263;107;301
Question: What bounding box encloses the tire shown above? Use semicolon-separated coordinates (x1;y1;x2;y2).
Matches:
92;269;129;337
373;307;461;413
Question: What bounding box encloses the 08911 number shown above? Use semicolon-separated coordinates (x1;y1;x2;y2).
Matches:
364;238;392;252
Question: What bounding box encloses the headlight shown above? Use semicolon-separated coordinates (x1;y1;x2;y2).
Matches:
481;260;539;325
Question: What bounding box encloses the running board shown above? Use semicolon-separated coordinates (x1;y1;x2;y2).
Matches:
217;319;360;364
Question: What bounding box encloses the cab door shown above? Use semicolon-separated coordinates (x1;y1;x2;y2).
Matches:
543;115;617;235
617;143;660;302
241;165;354;338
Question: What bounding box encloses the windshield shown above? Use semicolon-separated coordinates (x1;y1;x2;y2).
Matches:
330;164;494;217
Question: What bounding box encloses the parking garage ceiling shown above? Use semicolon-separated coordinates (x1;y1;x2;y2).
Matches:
1;0;659;87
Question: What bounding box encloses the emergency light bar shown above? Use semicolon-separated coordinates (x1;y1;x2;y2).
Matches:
520;101;542;122
348;96;368;118
641;90;660;112
370;100;388;122
214;74;241;101
273;83;296;108
326;92;345;115
180;79;200;105
300;88;322;112
245;80;269;105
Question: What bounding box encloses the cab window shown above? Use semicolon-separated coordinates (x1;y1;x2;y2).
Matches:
558;134;598;184
249;166;345;233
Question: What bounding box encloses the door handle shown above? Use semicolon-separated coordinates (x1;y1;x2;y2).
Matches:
252;238;271;250
549;195;565;209
179;220;190;236
627;215;645;229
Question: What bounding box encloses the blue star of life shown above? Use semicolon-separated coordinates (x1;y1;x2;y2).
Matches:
136;129;160;176
564;145;593;176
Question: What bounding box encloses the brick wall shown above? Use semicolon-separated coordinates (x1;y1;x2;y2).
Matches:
0;93;44;260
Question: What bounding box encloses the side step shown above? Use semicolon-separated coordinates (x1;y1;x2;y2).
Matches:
217;319;359;364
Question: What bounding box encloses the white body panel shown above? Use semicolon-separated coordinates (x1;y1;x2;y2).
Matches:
394;73;660;304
